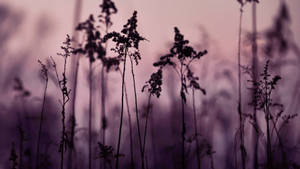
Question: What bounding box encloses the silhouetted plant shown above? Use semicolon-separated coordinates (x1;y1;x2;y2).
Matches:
97;3;118;168
36;60;49;169
98;0;117;29
247;60;298;169
235;1;248;169
50;34;72;169
118;69;135;169
67;0;83;167
103;10;146;169
74;12;106;169
249;0;260;168
152;27;207;169
141;68;163;163
189;70;205;169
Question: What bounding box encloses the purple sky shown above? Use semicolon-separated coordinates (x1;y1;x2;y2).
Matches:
6;0;300;61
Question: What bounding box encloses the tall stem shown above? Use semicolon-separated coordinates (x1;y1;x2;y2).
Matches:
264;81;272;169
192;89;201;169
100;26;109;169
121;70;135;169
237;5;246;169
143;94;152;156
88;61;93;169
180;64;186;169
36;78;48;169
128;54;145;169
100;66;107;169
115;48;128;169
68;0;82;168
251;2;259;169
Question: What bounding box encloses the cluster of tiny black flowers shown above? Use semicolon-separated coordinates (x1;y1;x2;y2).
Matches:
98;0;117;28
103;11;146;65
152;27;207;102
142;68;163;98
74;15;106;63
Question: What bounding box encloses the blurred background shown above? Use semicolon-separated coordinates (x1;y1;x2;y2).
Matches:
1;0;300;169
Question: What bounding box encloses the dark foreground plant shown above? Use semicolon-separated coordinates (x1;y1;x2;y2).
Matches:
103;10;146;169
98;0;118;154
74;12;106;169
152;27;207;169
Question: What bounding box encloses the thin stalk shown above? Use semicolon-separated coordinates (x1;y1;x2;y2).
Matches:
150;108;157;168
237;5;246;169
60;96;66;169
100;65;107;169
270;118;287;167
18;126;24;169
192;89;201;169
101;27;109;147
100;26;109;169
88;61;93;169
119;69;135;169
115;48;128;169
68;0;82;168
264;81;272;169
15;99;23;169
61;57;68;169
52;55;69;169
142;94;152;156
251;2;259;169
180;64;186;169
36;76;48;169
128;54;145;169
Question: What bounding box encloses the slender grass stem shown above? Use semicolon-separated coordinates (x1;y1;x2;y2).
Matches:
115;48;128;169
88;61;93;169
142;94;152;156
192;89;201;169
120;69;135;169
36;76;48;169
251;2;259;169
237;4;246;169
128;54;145;169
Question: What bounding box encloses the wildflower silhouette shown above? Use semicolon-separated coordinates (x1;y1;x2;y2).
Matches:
50;34;72;169
74;11;107;169
152;27;207;169
247;60;298;168
141;68;163;163
36;59;48;169
104;10;146;169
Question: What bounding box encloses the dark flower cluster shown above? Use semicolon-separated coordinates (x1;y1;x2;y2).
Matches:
103;11;146;65
152;27;207;102
98;0;117;28
142;68;163;98
57;34;74;59
74;15;106;63
249;60;281;110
